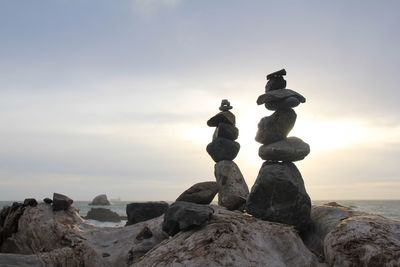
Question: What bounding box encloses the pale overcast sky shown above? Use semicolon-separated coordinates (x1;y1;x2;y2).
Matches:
1;0;399;200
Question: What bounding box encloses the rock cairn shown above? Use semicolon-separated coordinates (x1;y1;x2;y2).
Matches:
206;99;249;210
246;69;312;232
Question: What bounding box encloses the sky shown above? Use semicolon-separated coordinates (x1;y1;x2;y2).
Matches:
0;0;399;201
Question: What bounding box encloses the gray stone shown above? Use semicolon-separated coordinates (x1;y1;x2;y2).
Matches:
162;201;214;236
266;69;286;80
206;138;240;162
85;208;121;222
246;162;311;232
265;96;301;110
23;198;37;207
52;193;73;212
207;111;235;127
126;201;169;226
219;99;232;111
43;198;52;204
89;194;110;206
212;123;239;141
265;77;287;92
255;109;297;145
135;226;153;240
176;181;218;204
214;160;249;210
0;254;44;267
256;89;305;106
0;203;25;251
258;137;310;162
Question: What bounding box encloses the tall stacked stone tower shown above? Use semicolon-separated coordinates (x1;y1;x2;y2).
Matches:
206;100;249;211
246;69;312;232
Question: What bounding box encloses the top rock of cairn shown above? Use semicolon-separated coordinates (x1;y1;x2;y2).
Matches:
257;69;305;110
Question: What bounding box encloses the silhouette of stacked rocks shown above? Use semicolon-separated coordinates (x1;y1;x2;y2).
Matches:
246;69;311;232
207;100;249;210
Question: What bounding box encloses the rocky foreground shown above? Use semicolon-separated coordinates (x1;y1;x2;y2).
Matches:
0;202;399;267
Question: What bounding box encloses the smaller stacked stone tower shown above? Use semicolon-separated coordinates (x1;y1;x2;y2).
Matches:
246;69;312;232
206;100;249;211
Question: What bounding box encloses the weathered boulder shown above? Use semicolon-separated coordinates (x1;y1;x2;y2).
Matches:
246;162;311;232
0;203;168;266
85;208;121;222
206;137;240;162
258;136;310;161
134;206;321;267
212;123;239;141
207;111;236;127
126;201;169;226
162;201;214;236
52;193;73;211
214;160;249;210
325;215;400;266
255;109;297;145
0;202;25;251
176;181;218;204
89;194;110;206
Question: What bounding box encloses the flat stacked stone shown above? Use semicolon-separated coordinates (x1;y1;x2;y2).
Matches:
246;70;311;232
207;100;249;210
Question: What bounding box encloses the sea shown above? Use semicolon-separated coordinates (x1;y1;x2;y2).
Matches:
1;200;399;227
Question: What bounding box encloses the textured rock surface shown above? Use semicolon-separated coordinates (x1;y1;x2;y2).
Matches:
255;109;297;145
258;136;310;161
85;208;121;222
89;194;111;206
176;181;218;204
265;76;287;91
206;137;240;162
0;254;43;267
52;193;73;211
325;215;400;267
246;162;311;232
212;123;239;141
0;202;25;251
134;206;321;267
207;111;236;127
162;201;214;236
126;201;169;226
214;160;249;210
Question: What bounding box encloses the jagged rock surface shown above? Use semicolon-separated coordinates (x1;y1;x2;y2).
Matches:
134;206;321;267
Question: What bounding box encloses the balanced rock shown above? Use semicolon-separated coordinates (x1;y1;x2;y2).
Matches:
176;181;218;204
257;89;306;108
162;201;214;236
52;193;73;212
255;108;297;145
215;160;249;210
265;77;287;92
85;208;121;222
246;162;311;232
206;137;240;162
43;198;52;204
89;194;110;206
23;198;38;207
212;123;239;141
126;201;169;226
258;137;310;162
266;69;286;79
219;99;232;111
207;111;235;127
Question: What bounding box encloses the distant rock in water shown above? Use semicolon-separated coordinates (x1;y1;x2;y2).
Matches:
52;193;73;211
126;201;169;226
176;181;218;204
85;208;121;222
89;194;110;206
43;198;53;204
